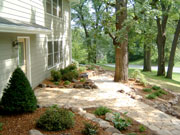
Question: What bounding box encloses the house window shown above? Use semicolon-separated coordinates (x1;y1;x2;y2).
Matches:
60;41;63;63
59;0;62;18
48;40;62;68
46;0;62;18
53;0;57;16
46;0;52;14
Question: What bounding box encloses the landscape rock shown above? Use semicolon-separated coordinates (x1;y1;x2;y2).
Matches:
80;73;88;78
29;129;43;135
98;120;113;129
72;79;78;83
105;113;114;122
84;113;96;120
73;84;84;88
112;133;125;135
38;84;46;88
71;107;83;113
105;127;121;134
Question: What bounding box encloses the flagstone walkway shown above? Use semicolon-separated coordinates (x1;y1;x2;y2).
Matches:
35;74;180;135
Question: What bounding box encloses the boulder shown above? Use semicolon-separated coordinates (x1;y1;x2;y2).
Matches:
105;113;114;122
105;127;121;134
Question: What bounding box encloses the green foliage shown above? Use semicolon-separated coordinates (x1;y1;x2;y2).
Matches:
79;66;86;73
158;89;168;95
87;65;96;70
54;82;59;85
0;123;3;131
139;125;146;132
152;85;161;90
60;64;79;82
131;69;147;85
146;94;157;99
1;67;37;113
36;105;75;131
82;122;98;135
80;78;86;82
113;113;130;131
64;81;71;85
128;133;137;135
153;91;162;97
94;106;111;116
51;70;61;82
143;88;152;93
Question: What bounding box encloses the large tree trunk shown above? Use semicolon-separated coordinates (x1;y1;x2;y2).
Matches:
156;16;168;76
143;44;151;71
114;0;128;82
166;20;180;79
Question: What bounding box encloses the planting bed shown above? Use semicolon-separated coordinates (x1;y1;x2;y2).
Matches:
85;108;157;135
0;108;108;135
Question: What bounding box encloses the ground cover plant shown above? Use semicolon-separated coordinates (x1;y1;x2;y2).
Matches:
0;67;37;113
94;106;111;116
82;122;98;135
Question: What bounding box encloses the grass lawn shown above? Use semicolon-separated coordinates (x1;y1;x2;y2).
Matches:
99;64;180;93
129;59;180;67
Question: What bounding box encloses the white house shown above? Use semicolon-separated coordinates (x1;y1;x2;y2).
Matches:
0;0;79;97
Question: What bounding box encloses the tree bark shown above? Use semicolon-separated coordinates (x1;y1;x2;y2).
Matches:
114;0;128;82
143;44;151;71
166;20;180;79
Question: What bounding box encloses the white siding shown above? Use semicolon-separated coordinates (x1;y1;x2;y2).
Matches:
0;0;72;97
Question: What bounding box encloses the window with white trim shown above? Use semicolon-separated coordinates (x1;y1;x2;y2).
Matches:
48;40;63;68
46;0;62;18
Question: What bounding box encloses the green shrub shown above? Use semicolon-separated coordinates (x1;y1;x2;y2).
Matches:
0;123;3;131
113;113;130;130
139;125;146;132
62;70;79;82
80;78;86;82
143;88;152;93
1;67;37;113
87;65;95;70
82;122;98;135
158;89;168;95
153;91;162;97
54;82;59;85
131;69;147;86
68;64;77;71
128;133;137;135
36;105;75;131
94;106;111;116
64;81;71;85
79;66;86;73
146;94;157;99
51;70;61;82
152;85;161;90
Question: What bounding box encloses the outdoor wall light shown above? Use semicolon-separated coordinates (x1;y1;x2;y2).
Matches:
12;40;19;49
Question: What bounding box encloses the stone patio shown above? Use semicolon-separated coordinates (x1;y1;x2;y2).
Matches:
35;74;180;135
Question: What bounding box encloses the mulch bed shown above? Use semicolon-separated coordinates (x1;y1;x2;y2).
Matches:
127;79;175;101
0;108;108;135
85;108;157;135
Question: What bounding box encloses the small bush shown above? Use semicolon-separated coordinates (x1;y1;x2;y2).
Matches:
79;67;86;73
139;125;146;132
54;82;59;85
113;113;130;131
62;70;79;82
152;85;161;90
94;106;111;116
36;105;75;131
153;91;162;97
158;89;168;95
1;67;37;113
131;69;147;86
87;65;95;70
0;123;3;131
146;94;157;99
128;133;137;135
80;78;86;82
64;81;71;85
143;88;152;93
51;70;61;82
82;122;98;135
68;64;77;71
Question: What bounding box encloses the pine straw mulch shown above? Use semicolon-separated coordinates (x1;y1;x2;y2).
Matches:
0;108;108;135
85;108;157;135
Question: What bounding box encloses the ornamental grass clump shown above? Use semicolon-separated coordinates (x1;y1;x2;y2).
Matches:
82;122;98;135
36;105;75;131
94;106;111;116
0;67;37;113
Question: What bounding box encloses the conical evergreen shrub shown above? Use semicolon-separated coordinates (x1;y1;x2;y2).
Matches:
0;67;37;113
